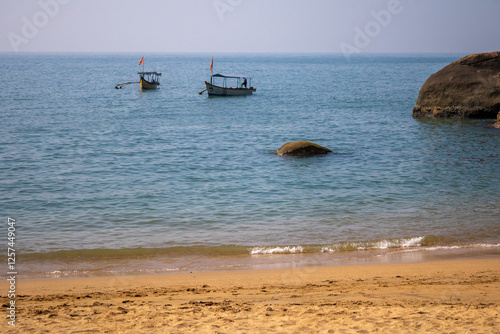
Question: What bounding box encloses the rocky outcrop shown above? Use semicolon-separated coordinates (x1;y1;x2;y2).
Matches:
494;112;500;128
413;51;500;118
276;141;332;156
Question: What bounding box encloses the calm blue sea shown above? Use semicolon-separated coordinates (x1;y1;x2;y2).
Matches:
1;53;499;277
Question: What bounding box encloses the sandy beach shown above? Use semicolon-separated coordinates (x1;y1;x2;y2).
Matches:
2;258;499;333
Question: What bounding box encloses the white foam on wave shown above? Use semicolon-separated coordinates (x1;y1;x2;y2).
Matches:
422;243;500;251
375;236;425;249
321;236;426;253
250;246;304;255
476;243;500;248
251;241;500;255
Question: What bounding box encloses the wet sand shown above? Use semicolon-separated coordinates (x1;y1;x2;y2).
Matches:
2;258;499;333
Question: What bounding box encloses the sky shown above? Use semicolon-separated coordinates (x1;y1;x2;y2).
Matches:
0;0;499;54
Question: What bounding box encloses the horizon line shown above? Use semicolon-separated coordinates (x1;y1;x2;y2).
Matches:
0;50;482;56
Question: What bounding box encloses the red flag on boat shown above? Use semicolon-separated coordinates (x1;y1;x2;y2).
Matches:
210;56;213;73
138;57;144;66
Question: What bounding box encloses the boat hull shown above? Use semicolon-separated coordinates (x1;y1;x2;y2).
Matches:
140;79;160;90
205;82;256;96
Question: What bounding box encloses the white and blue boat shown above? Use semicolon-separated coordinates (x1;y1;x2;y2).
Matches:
204;73;256;96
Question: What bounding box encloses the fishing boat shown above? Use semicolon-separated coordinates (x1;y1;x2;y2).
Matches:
204;74;256;96
139;71;161;90
115;57;161;90
199;57;256;96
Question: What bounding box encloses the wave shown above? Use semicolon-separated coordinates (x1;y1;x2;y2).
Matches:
248;236;436;254
250;246;304;255
248;238;500;255
4;236;500;262
320;236;428;253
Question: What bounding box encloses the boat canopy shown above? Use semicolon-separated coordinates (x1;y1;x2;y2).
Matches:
209;73;252;89
138;71;162;76
211;73;250;79
138;71;161;82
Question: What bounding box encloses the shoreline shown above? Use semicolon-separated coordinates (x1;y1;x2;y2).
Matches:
2;258;499;332
8;243;500;280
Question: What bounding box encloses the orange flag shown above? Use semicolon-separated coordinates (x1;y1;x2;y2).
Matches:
210;56;213;73
139;57;144;66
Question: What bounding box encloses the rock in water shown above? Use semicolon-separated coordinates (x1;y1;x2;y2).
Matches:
276;141;332;156
494;112;500;129
413;51;500;118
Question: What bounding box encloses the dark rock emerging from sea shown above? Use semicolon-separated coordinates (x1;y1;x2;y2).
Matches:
276;141;332;156
413;51;500;119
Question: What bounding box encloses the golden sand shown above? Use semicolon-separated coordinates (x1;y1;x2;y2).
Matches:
1;259;499;333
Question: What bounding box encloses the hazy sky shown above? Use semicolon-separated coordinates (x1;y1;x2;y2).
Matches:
1;0;499;54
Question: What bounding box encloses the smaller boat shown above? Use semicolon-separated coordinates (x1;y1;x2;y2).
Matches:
204;74;256;96
115;57;162;90
139;71;161;90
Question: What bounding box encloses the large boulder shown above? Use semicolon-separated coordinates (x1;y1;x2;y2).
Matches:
413;51;500;118
276;141;332;156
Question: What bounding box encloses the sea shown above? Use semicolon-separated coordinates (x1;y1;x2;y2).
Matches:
1;53;499;279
